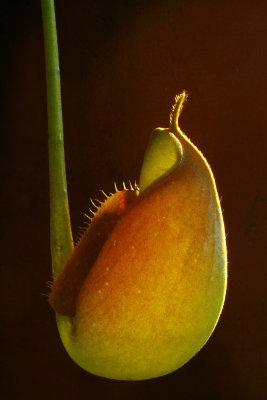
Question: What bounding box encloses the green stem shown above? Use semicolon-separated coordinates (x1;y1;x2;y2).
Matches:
41;0;73;276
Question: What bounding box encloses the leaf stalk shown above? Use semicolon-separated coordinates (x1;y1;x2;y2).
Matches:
41;0;73;276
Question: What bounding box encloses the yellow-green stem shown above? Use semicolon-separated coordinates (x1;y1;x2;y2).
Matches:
170;91;187;133
41;0;73;276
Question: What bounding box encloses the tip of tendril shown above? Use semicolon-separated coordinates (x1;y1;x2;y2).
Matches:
170;91;187;133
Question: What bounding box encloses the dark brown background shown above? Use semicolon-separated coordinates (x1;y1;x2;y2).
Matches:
1;0;266;399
